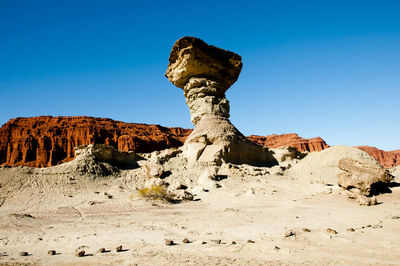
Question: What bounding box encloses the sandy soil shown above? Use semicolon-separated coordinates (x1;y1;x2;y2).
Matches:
0;154;400;265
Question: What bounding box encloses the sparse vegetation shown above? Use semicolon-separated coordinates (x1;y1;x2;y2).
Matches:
137;185;177;203
281;147;307;162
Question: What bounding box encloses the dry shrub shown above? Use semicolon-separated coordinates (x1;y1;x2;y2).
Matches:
137;185;177;203
282;147;307;161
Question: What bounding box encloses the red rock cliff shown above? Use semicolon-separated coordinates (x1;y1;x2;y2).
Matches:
0;116;192;167
1;116;399;168
356;146;400;168
247;133;329;152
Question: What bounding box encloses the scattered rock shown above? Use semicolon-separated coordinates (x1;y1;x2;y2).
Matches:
326;228;337;234
176;184;188;190
302;228;311;232
88;200;103;205
116;245;123;252
19;251;28;256
202;241;207;245
284;230;296;238
48;250;56;255
372;224;383;229
98;248;106;253
391;215;400;219
347;228;355;232
231;241;237;245
247;239;255;243
182;238;190;244
172;189;194;201
211;239;222;244
144;162;163;178
165;239;175;246
11;213;34;219
76;250;85;257
356;195;378;206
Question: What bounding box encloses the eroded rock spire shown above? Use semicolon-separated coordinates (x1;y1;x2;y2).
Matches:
166;36;277;166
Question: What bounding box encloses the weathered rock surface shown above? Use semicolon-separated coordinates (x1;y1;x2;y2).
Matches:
165;36;276;167
0;116;398;168
75;144;137;169
356;146;400;168
52;144;137;176
286;145;385;185
392;166;400;182
250;134;400;168
0;116;191;167
248;134;329;153
337;157;393;196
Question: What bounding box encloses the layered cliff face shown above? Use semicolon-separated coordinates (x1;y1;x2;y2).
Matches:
248;133;329;152
0;116;192;167
356;146;400;168
247;134;400;168
0;116;399;168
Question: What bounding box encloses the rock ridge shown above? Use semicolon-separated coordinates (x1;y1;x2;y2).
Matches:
0;116;191;167
0;116;398;168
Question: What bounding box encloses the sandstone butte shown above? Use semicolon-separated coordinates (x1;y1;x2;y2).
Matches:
0;116;399;168
0;116;191;168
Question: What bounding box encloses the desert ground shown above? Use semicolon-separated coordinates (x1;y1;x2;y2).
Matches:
0;145;399;266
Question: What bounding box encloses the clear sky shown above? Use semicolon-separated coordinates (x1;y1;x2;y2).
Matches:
1;0;399;150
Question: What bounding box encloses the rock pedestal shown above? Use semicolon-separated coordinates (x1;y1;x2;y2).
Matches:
166;36;276;166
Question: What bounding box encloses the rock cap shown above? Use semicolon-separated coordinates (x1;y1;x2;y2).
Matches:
165;36;242;90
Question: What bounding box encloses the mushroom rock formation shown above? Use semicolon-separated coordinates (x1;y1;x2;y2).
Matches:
165;36;277;166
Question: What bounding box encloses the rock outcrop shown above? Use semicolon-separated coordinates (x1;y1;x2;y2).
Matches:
54;144;138;176
74;144;137;169
165;36;276;166
286;145;385;185
1;116;398;168
248;133;329;152
356;146;400;168
337;157;393;196
0;116;191;167
249;135;400;168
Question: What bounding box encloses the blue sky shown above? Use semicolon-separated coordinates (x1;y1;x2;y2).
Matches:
1;0;399;150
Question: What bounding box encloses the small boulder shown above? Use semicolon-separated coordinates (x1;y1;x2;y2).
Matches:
284;230;296;238
48;250;56;255
326;228;337;234
76;250;85;257
338;158;393;196
165;239;175;246
356;195;378;206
